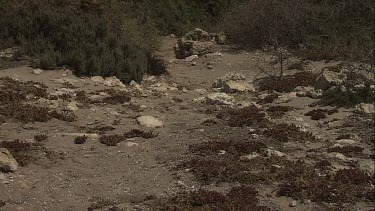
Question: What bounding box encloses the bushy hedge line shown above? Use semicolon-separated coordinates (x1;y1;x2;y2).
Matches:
220;0;374;62
0;0;164;82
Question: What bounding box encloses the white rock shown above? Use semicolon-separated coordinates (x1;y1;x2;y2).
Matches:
336;139;356;145
150;83;178;92
240;152;260;160
91;76;105;83
213;72;255;93
32;69;43;75
136;116;163;128
356;103;374;114
205;52;223;58
52;78;79;84
289;200;297;207
275;92;297;103
193;88;207;95
295;86;322;99
67;101;79;111
218;150;226;155
125;142;139;147
267;149;285;157
129;80;142;91
103;76;126;87
184;55;198;62
204;93;235;105
0;148;18;172
315;70;347;90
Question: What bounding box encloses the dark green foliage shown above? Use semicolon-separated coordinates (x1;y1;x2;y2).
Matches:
321;84;375;107
147;54;168;76
0;1;157;83
257;71;317;93
221;0;374;62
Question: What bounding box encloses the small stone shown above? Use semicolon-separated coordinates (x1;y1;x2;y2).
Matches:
267;149;285;157
218;150;226;155
336;139;356;145
295;117;304;122
252;134;259;139
240;152;260;160
191;62;197;66
91;76;105;83
125;142;139;147
204;93;235;106
67;101;79;111
184;55;199;62
289;200;297;207
207;65;213;69
32;69;43;75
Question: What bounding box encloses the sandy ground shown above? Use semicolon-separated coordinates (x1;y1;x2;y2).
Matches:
0;37;374;211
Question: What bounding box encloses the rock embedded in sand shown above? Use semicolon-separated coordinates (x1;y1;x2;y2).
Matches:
356;103;374;114
91;76;104;83
103;76;126;87
203;93;235;106
315;70;347;90
213;72;255;93
32;69;43;75
275;92;297;104
67;101;79;111
136;116;163;128
0;148;18;172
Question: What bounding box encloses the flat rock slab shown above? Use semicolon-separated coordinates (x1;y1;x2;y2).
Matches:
136;116;163;128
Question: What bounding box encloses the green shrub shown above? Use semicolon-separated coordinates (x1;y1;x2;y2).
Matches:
321;84;375;107
0;0;163;83
221;0;374;62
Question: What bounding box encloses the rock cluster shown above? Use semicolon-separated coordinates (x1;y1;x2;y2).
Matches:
174;28;225;59
213;72;255;93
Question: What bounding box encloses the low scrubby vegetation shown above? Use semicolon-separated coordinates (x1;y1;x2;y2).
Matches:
154;186;271;211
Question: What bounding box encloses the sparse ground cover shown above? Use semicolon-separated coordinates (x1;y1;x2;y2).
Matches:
0;32;374;211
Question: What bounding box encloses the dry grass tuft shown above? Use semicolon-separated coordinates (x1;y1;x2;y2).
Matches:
305;108;338;120
266;106;292;118
155;186;271;211
99;135;124;146
257;72;317;93
218;106;271;128
123;129;158;139
263;123;318;143
74;136;87;145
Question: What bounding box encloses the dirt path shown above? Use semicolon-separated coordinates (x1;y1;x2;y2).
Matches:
0;37;374;211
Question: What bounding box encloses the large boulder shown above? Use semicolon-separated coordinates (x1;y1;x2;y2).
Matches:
174;39;215;59
183;28;226;44
213;72;255;93
174;28;225;59
0;148;18;172
315;70;347;90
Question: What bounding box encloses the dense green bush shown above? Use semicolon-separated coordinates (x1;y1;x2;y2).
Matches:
0;0;163;82
221;0;374;62
321;84;375;107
